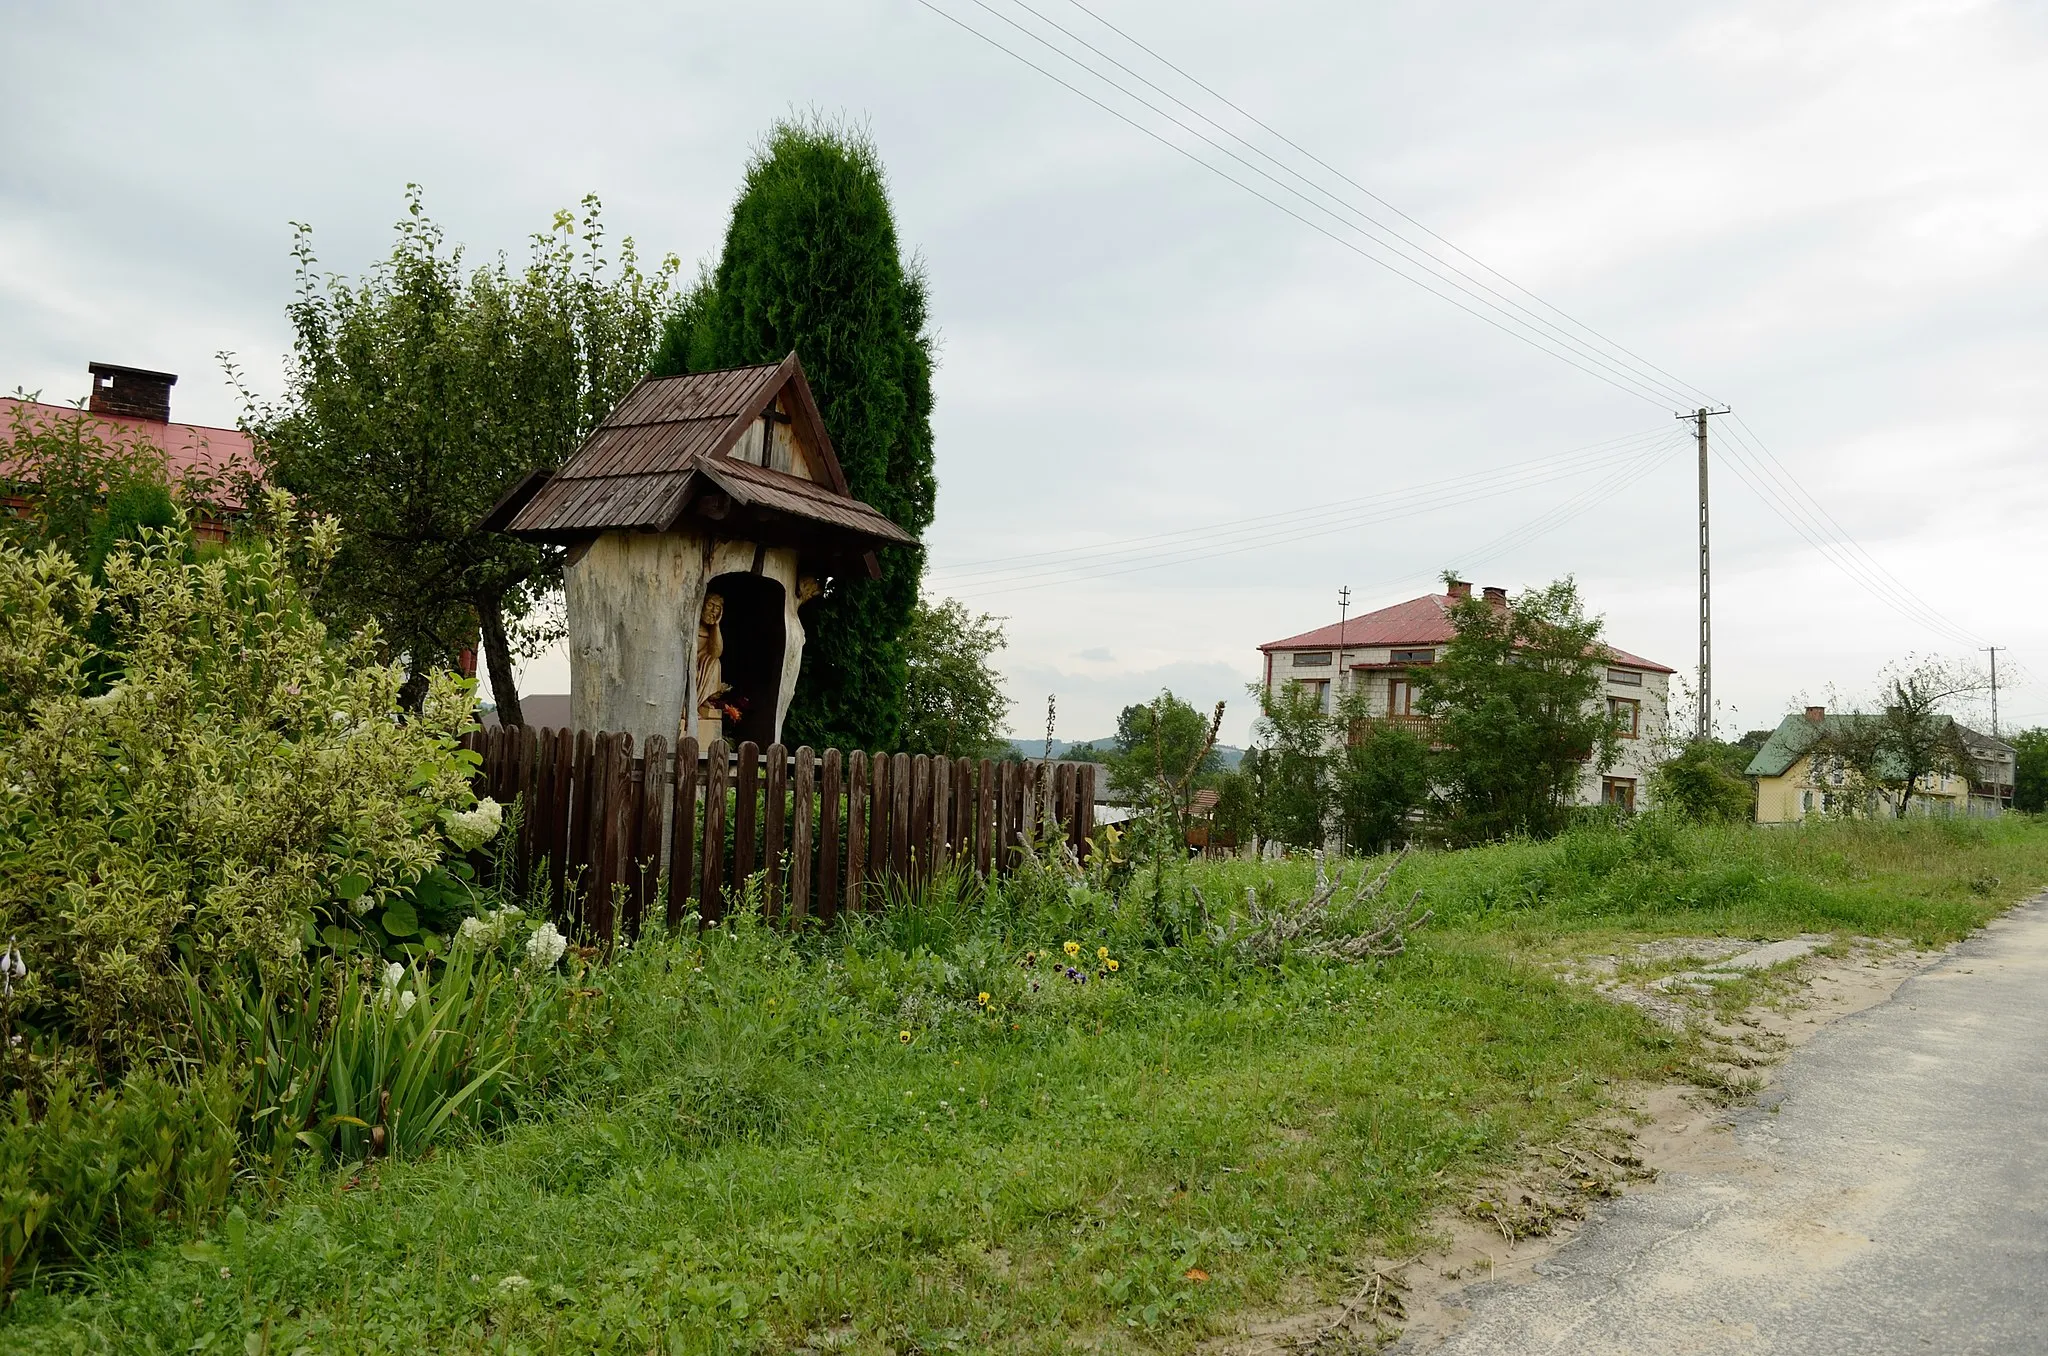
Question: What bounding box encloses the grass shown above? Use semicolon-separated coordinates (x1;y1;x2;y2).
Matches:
7;814;2045;1353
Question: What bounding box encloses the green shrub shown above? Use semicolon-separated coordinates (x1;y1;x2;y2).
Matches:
0;1066;242;1294
0;495;482;1065
182;943;560;1173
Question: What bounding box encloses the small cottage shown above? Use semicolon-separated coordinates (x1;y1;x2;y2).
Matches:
483;353;912;747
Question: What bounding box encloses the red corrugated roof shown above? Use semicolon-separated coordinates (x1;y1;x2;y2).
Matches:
1;396;259;509
1259;591;1675;673
1260;593;1456;651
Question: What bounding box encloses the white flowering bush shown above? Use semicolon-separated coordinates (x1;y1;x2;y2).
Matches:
525;922;568;971
0;494;485;1064
442;798;504;853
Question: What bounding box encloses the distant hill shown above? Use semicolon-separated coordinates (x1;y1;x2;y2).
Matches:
1006;737;1243;771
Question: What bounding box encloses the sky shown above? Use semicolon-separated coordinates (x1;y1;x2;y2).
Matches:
5;0;2044;746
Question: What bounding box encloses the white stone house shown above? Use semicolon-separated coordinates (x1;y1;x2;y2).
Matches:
1256;580;1675;811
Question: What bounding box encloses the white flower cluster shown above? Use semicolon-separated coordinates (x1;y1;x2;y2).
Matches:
453;905;524;950
442;798;504;853
377;960;419;1017
525;921;568;970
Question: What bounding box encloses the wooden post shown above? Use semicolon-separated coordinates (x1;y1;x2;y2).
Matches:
700;739;729;922
954;758;973;868
930;755;950;877
790;746;815;923
994;760;1015;875
975;759;995;880
668;736;699;929
548;728;573;918
512;727;537;885
845;750;868;915
522;728;548;895
610;732;638;943
762;743;789;919
891;752;913;886
908;755;931;888
568;729;596;932
867;751;890;909
1064;757;1081;856
1020;760;1039;864
733;740;760;892
1077;763;1096;847
632;735;668;938
818;748;842;922
586;732;632;944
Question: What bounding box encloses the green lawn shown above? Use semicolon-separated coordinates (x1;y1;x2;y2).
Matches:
10;814;2045;1353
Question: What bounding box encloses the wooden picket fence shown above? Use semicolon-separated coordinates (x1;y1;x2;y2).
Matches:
461;726;1098;938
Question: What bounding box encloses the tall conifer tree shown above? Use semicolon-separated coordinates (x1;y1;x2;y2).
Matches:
657;118;935;749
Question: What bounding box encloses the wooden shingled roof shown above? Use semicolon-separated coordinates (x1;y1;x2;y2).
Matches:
484;353;912;560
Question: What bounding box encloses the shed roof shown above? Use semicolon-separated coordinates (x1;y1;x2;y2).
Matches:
1259;590;1675;673
488;353;912;555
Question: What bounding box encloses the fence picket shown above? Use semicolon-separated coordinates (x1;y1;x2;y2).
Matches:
633;735;668;937
467;725;1096;927
819;748;842;921
790;747;814;921
734;740;760;888
701;739;729;921
567;730;595;930
669;736;699;929
846;751;869;913
929;756;950;877
763;742;788;919
908;755;931;888
891;753;912;885
868;752;890;910
1077;764;1096;848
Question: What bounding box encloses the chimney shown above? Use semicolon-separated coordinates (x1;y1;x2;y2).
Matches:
1482;585;1507;607
1446;579;1473;600
1804;705;1825;724
87;362;176;423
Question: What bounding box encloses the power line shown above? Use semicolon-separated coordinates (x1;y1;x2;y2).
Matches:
930;424;1677;582
1724;414;1984;646
917;0;1990;649
951;431;1687;599
970;0;1708;410
914;0;1691;408
1052;0;1725;412
937;431;1686;592
1705;422;1984;648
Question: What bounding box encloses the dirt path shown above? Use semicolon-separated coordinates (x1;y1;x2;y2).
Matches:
1374;893;2048;1355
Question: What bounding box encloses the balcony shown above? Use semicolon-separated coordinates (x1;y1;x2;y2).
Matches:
1349;715;1435;745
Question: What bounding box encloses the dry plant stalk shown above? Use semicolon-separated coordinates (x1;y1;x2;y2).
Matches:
1200;849;1430;965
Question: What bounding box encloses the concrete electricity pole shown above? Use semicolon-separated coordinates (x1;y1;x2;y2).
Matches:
1336;585;1351;706
1984;646;2003;737
1679;406;1730;742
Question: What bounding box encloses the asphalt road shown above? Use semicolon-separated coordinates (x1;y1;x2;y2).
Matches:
1399;893;2048;1355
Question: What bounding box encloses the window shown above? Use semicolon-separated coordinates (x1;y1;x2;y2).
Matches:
1608;696;1640;738
1388;676;1420;716
1607;668;1642;686
1391;648;1436;665
1602;777;1637;812
1294;678;1330;711
1292;651;1332;667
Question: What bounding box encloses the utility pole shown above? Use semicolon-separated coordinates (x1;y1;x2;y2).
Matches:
1336;585;1351;710
1678;406;1731;741
1983;646;2002;737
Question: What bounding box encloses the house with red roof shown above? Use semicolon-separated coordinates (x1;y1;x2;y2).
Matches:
1257;579;1675;811
2;362;260;546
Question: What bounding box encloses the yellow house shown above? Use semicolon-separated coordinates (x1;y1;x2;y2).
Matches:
1746;706;1978;823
